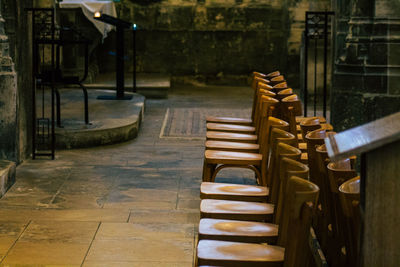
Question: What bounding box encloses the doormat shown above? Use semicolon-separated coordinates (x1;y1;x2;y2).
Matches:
160;108;251;139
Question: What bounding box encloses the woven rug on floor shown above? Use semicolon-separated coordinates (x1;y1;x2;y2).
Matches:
160;108;252;139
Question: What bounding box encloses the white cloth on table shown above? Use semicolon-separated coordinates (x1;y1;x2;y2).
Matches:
59;0;117;39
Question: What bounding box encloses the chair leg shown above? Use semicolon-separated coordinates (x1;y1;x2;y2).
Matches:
55;89;61;127
202;160;216;182
79;83;89;124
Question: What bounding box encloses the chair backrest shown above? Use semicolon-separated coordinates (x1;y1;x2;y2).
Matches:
252;70;280;79
258;119;290;186
275;88;294;101
278;176;319;267
300;117;322;141
275;158;309;225
250;77;271;121
265;70;281;78
270;75;286;85
277;176;319;266
265;129;298;187
280;94;303;141
339;176;361;267
268;142;302;201
327;158;358;253
255;96;280;137
273;81;288;92
305;128;329;186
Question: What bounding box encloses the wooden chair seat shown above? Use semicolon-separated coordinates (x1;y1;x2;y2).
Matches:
205;140;259;152
200;199;274;221
199;218;278;243
206;123;256;134
197;240;284;267
200;182;268;202
206;131;257;143
205;150;262;165
206;116;252;125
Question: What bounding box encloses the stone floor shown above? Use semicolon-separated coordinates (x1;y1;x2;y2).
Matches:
0;84;259;266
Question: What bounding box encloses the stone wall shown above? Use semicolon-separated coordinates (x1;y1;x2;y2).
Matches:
331;0;400;131
94;0;329;85
0;0;33;162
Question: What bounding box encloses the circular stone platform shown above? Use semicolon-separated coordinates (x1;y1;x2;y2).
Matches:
50;89;145;149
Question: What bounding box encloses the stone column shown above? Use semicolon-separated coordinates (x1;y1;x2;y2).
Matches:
0;0;18;161
331;0;400;131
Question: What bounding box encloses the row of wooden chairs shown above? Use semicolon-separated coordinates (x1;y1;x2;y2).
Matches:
195;71;361;267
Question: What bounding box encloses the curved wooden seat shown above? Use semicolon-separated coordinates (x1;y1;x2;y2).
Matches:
201;182;268;202
206;123;256;134
205;140;259;152
200;199;275;221
206;116;252;125
199;218;278;243
296;116;326;124
197;240;284;267
205;150;262;165
270;75;286;86
206;131;258;143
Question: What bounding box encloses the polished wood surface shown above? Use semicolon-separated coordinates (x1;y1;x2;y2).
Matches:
204;150;262;165
206;116;252;125
205;140;259;152
200;199;275;221
199;218;278;243
206;123;256;133
325;111;400;161
206;131;258;143
197;240;285;266
200;182;268;202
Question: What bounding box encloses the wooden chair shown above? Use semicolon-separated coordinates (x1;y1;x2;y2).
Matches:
326;158;358;265
206;74;274;126
200;142;301;203
197;176;319;267
200;158;309;223
338;176;361;267
206;96;279;144
198;158;309;245
202;117;289;184
206;86;275;134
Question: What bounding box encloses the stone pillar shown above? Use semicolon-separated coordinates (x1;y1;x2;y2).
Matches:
0;0;18;161
331;0;400;131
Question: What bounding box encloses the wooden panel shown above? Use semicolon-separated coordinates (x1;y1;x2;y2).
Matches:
325;112;400;161
363;140;400;266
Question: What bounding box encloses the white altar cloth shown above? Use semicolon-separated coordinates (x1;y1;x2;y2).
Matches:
59;0;117;38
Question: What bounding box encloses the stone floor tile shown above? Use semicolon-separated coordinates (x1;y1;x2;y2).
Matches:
20;221;99;243
0;209;129;222
83;261;191;267
96;222;194;240
103;201;176;210
129;210;199;224
2;242;89;265
0;222;28;261
176;199;201;210
86;239;193;262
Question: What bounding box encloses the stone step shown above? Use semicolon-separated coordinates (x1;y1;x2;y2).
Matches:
0;160;16;198
84;73;170;98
